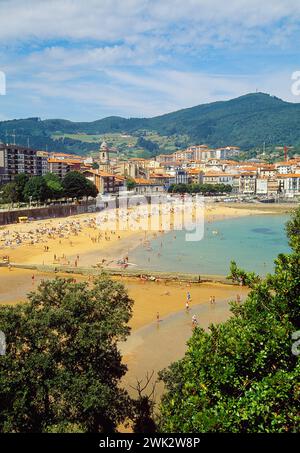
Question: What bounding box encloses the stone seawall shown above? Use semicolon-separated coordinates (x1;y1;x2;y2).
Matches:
8;262;234;284
0;202;97;225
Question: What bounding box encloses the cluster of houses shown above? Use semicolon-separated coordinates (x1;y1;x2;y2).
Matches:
83;142;300;199
1;141;300;199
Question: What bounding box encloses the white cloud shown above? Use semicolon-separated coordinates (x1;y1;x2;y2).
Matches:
1;0;300;119
6;66;297;119
1;0;300;48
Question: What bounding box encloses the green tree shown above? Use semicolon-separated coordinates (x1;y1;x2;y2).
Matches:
0;182;18;204
159;209;300;433
84;179;98;198
286;208;300;254
136;136;159;153
14;173;29;202
0;275;134;432
23;176;50;203
44;172;64;199
126;178;136;190
167;183;232;195
62;171;95;200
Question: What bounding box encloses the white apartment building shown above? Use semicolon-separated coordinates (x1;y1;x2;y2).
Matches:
278;174;300;197
202;173;234;185
239;173;257;194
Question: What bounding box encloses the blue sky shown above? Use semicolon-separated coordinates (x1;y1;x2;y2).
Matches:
1;0;300;121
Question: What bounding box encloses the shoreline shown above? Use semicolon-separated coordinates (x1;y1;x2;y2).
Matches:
0;202;292;270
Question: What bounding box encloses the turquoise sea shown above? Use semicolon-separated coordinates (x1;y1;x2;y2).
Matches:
130;214;290;276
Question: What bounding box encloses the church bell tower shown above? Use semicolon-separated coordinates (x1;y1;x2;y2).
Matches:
99;140;110;171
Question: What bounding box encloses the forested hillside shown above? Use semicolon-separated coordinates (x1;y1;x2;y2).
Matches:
1;93;300;156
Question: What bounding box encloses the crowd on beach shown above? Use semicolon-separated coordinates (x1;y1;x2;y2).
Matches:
0;200;211;271
0;218;94;249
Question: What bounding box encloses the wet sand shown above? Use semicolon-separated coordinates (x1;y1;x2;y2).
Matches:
121;298;238;400
0;267;248;329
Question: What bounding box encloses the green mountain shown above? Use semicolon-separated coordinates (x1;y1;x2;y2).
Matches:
1;92;300;156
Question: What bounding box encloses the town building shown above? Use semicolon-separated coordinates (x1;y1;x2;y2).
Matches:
155;154;174;163
99;141;110;172
48;158;82;179
82;169;125;195
278;174;300;197
175;169;189;184
133;178;164;195
202;172;234;186
275;162;294;175
187;169;203;184
239;173;257;194
149;172;175;188
0;143;49;184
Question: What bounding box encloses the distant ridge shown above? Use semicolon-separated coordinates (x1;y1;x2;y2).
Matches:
1;92;300;154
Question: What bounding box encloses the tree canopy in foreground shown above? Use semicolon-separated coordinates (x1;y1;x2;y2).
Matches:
0;275;134;432
159;208;300;433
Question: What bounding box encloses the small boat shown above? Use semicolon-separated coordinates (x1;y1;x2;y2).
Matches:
212;230;219;235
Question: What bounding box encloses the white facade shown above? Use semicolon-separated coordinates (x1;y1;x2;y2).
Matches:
276;164;292;175
256;178;268;195
279;175;300;196
134;183;164;194
175;169;189;184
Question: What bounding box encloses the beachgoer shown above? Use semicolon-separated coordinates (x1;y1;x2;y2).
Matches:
192;315;198;327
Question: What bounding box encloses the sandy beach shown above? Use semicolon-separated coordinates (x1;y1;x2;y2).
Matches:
0;202;282;415
0;201;290;328
0;202;291;270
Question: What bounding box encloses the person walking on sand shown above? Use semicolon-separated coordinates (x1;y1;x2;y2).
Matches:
187;291;191;302
192;314;198;327
209;296;213;305
156;312;160;323
185;300;190;311
212;296;216;304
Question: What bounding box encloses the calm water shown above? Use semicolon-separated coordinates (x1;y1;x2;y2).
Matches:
130;215;290;276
